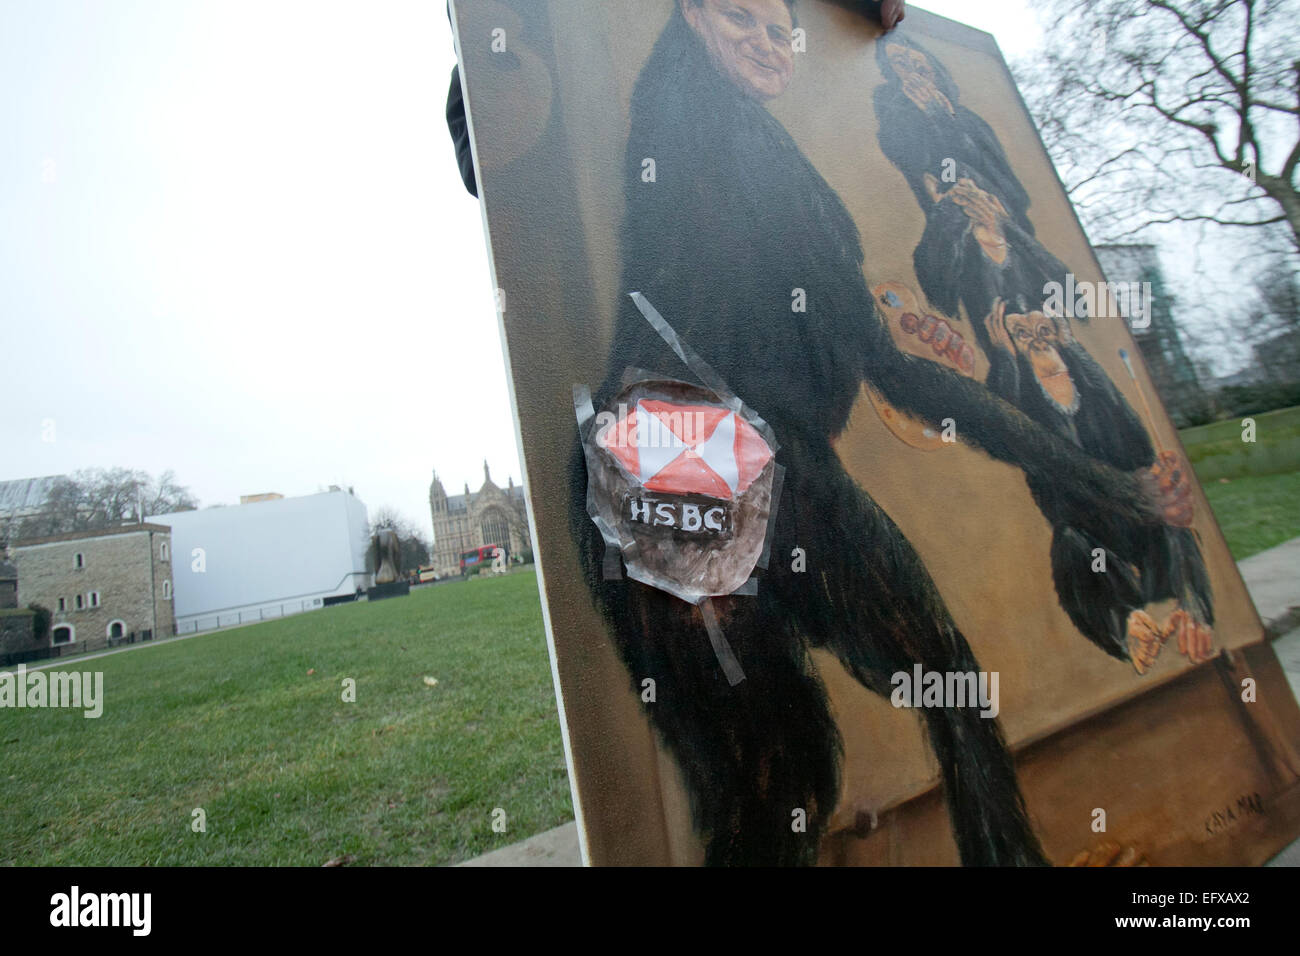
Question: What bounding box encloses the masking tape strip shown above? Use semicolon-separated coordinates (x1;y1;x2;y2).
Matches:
573;384;596;434
700;597;746;686
602;542;623;580
629;292;779;454
756;462;785;572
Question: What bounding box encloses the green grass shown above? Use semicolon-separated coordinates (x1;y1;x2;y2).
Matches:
3;410;1295;867
1179;405;1300;480
1178;408;1300;559
1198;471;1300;561
0;570;571;866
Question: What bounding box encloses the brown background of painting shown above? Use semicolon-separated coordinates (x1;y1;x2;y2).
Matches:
451;0;1292;864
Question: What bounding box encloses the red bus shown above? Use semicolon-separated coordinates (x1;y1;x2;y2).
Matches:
459;544;505;574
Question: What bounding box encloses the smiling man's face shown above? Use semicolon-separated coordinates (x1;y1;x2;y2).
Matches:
682;0;795;101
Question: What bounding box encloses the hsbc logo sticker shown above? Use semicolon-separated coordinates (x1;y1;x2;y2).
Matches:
625;494;730;535
597;399;773;500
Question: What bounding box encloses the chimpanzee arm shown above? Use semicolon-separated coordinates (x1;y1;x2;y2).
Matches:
983;343;1022;405
862;329;1163;539
1066;344;1155;471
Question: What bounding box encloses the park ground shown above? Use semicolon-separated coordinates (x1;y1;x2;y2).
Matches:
1;409;1297;865
0;571;570;865
1186;405;1300;558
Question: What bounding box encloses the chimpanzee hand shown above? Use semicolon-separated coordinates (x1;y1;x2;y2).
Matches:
901;71;954;114
1140;449;1193;528
1126;610;1164;675
982;298;1015;356
1067;841;1146;867
1049;311;1075;346
949;178;1008;229
1165;608;1215;664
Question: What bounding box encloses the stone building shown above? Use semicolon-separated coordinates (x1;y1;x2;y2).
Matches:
0;546;35;664
0;546;16;610
12;523;175;650
428;462;531;577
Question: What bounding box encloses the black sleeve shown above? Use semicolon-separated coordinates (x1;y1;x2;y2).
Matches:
859;0;887;20
446;65;478;198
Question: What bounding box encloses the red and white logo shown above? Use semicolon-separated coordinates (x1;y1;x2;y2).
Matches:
597;400;773;500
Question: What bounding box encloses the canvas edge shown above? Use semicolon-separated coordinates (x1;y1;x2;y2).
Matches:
448;0;593;867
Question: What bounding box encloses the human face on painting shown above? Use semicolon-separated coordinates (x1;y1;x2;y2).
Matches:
683;0;796;101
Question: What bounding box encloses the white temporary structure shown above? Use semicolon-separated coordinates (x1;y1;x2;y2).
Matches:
154;490;370;633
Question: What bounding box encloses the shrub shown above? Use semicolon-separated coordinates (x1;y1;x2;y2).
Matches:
28;603;51;643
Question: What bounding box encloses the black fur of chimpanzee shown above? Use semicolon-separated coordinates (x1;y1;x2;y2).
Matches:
568;6;1169;866
873;31;1075;366
874;32;1214;662
991;337;1214;660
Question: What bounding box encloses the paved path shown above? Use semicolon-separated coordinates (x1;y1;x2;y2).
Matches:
457;821;582;867
1239;536;1300;638
466;536;1300;867
0;617;263;675
1266;627;1300;867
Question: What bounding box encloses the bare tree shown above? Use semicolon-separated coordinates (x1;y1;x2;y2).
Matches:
1017;0;1300;250
15;468;198;538
140;470;199;520
1255;250;1300;329
1250;244;1300;378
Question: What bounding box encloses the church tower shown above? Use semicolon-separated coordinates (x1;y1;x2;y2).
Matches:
429;470;448;515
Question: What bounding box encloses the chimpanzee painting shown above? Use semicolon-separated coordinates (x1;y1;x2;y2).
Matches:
874;32;1075;356
872;32;1216;675
450;0;1298;867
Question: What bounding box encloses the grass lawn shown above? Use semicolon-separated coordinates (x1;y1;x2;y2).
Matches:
0;569;570;866
1199;471;1300;561
1178;408;1300;560
1178;405;1300;480
2;413;1293;867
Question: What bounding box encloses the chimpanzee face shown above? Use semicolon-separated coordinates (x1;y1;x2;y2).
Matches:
1005;309;1078;413
682;0;796;101
887;45;949;114
887;46;934;83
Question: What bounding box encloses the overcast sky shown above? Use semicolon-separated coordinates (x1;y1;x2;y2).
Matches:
0;0;1043;538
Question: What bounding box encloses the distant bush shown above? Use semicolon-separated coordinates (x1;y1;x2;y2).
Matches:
1212;382;1300;419
28;603;51;643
